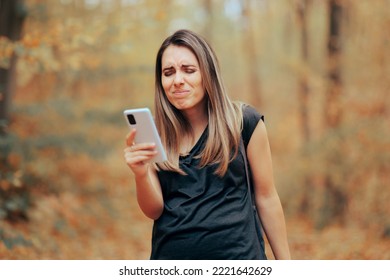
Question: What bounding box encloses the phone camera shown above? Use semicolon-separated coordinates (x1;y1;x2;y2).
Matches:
127;114;136;125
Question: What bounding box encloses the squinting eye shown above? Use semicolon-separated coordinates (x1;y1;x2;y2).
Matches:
163;71;173;77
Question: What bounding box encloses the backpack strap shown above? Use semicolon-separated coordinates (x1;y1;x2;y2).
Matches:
240;134;267;259
239;137;255;207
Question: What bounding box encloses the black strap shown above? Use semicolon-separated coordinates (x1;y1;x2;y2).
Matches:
240;136;267;258
239;137;255;208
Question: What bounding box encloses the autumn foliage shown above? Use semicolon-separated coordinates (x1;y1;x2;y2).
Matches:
0;0;389;259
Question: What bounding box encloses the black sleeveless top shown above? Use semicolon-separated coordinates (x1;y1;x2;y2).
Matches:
151;105;266;260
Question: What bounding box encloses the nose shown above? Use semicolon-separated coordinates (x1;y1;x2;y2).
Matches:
173;72;184;86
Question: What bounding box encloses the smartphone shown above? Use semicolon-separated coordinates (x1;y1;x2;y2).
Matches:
123;108;167;163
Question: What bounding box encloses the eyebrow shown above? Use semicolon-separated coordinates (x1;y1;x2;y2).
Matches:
162;66;174;72
182;64;197;69
162;64;197;71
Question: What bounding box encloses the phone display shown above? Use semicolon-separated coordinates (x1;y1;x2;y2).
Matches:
123;108;167;163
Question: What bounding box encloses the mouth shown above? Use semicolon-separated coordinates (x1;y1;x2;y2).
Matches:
172;90;190;97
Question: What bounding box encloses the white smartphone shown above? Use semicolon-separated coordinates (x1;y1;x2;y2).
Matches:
123;108;167;163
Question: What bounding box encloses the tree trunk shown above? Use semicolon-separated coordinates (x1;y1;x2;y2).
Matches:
317;0;347;229
297;0;311;144
241;0;262;108
0;0;26;134
324;0;343;128
203;0;213;41
296;0;312;215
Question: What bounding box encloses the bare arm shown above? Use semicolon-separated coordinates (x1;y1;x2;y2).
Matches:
124;129;164;220
247;121;291;259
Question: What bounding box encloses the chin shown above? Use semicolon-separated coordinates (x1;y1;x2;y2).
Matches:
173;102;191;110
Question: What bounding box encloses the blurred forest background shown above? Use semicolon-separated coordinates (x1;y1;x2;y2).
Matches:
0;0;389;259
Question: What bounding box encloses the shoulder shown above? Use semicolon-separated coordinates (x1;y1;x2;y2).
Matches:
241;104;264;149
242;103;264;123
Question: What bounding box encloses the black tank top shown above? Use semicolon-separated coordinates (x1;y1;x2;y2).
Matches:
151;105;266;259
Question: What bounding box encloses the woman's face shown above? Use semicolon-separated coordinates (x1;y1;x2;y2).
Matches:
161;45;206;113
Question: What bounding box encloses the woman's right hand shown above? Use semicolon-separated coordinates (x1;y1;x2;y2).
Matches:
124;129;164;220
124;129;158;177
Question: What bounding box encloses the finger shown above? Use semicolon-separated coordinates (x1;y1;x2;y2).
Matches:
124;143;156;154
124;149;158;159
126;128;136;147
134;142;156;151
125;151;158;165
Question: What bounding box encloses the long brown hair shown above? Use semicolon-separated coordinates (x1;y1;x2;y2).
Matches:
154;29;243;176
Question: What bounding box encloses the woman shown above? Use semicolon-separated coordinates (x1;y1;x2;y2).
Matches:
124;29;290;260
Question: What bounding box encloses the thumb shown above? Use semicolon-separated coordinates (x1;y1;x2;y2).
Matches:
126;128;136;147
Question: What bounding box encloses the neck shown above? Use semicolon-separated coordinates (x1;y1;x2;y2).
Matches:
182;103;208;136
179;102;208;155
